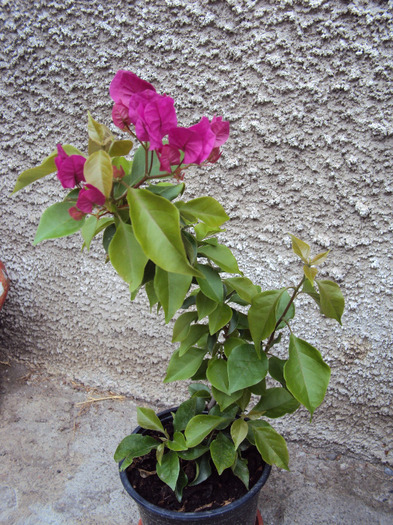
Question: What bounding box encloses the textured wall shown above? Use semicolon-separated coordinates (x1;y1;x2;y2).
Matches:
1;0;392;466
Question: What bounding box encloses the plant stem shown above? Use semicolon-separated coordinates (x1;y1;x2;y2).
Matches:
265;276;305;352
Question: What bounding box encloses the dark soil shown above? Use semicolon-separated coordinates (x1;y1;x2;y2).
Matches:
127;437;265;513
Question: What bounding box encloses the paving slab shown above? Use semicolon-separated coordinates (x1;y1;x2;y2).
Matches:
0;362;392;525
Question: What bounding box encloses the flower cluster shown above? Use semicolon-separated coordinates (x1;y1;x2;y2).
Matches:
54;70;229;220
109;70;229;171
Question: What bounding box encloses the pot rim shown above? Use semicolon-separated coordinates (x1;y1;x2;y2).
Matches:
119;407;272;520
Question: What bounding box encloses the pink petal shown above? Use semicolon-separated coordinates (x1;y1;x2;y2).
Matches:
168;117;216;165
112;103;132;130
210;116;230;148
76;184;106;213
157;145;181;172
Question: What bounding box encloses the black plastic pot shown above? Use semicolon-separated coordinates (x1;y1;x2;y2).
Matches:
119;408;271;525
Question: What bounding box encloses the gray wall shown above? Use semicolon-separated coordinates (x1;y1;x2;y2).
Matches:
1;0;392;466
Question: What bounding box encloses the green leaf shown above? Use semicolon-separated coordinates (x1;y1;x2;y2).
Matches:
145;280;158;309
115;434;158;469
81;216;113;251
212;387;243;411
248;290;283;348
189;383;211;399
147;182;185;201
210;432;236;475
12;145;83;194
225;277;260;304
154;267;192;323
137;407;166;435
108;221;148;291
178;445;209;461
227;344;268;394
302;278;320;306
275;290;295;328
130;145;147;186
208;303;232;335
128;189;201;277
167;431;188;451
223;337;245;358
250;420;289;470
108;139;133;157
253;387;300;418
84;150;113;197
198;244;240;274
156;450;180;492
103;223;116;253
164;348;207;383
289;234;310;263
206;358;230;395
284;334;331;417
177;197;229;227
156;443;165;465
185;415;226;447
232;456;249;489
87;111;114;146
196;292;218;321
178;324;209;357
33;202;85;244
172;311;198;343
317;280;345;324
189;454;212;486
269;356;287;386
173;398;205;433
196;264;224;303
230;419;248;450
175;468;188;502
194;223;225;241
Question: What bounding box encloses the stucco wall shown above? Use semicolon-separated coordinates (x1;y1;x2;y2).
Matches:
1;0;392;466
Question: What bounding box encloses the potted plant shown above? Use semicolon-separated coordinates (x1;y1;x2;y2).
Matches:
13;69;344;525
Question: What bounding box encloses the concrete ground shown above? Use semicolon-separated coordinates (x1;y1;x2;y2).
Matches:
0;362;392;525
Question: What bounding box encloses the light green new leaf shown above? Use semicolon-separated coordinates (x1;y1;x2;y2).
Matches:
253;387;300;418
317;280;345;324
196;264;224;303
227;344;268;394
114;434;158;470
33;202;85;244
177;197;229;227
108;140;133;157
289;234;310;263
250;421;289;470
194;223;224;241
210;432;236;475
84;150;113;197
303;265;318;285
208;303;232;335
185;415;226;447
172;311;198;343
128;189;201;277
206;358;230;395
87;111;114;146
164;348;207;383
248;290;284;348
310;250;330;266
108;222;148;292
81;216;114;251
156;451;180;492
137;407;166;435
12;145;83;194
167;432;188;452
198;244;240;274
225;277;260;304
230;419;248;450
154;267;192;323
284;334;331;417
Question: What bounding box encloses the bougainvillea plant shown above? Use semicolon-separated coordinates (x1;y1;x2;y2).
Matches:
13;69;344;502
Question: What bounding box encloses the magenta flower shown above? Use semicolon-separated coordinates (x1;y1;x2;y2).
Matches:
55;145;86;189
210;116;230;148
109;70;156;107
129;90;177;150
75;184;106;214
168;117;216;165
157;144;181;173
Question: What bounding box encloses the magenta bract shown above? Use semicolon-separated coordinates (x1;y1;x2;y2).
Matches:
168;117;216;165
55;145;86;189
112;103;132;130
157;144;181;173
210;116;230;148
76;184;106;214
109;70;156;107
